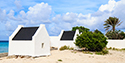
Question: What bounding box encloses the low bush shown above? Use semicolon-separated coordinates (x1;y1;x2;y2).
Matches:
108;47;112;50
69;47;74;50
102;49;109;54
109;47;125;51
75;30;107;51
95;52;103;55
121;48;125;50
58;59;62;62
82;51;93;55
59;45;74;51
95;50;108;55
59;45;69;50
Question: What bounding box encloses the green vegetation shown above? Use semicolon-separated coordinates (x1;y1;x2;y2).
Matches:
108;47;125;51
75;30;107;51
104;17;124;39
69;47;74;50
82;48;108;55
104;17;122;32
95;49;108;55
102;48;109;54
72;26;90;33
105;30;125;39
121;48;125;50
58;59;62;62
95;52;103;55
82;51;93;55
108;47;112;49
72;25;108;55
94;29;103;34
59;45;74;51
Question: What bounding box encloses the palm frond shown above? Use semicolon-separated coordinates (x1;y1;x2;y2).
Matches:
108;19;113;25
117;21;123;26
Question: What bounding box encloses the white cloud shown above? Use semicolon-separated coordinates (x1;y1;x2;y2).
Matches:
50;0;125;35
99;0;116;12
62;12;78;22
19;10;26;19
52;14;61;23
7;10;16;20
26;2;51;24
14;0;23;11
0;2;52;35
1;0;125;37
0;9;6;22
6;2;52;25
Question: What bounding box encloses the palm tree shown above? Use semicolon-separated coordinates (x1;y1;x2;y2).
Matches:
104;17;122;32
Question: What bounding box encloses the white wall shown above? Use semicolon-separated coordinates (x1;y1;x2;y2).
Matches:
9;41;34;56
33;24;50;56
50;36;59;47
58;29;80;50
59;41;75;49
107;40;125;49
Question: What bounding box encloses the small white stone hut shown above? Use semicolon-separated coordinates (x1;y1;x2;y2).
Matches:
9;24;50;57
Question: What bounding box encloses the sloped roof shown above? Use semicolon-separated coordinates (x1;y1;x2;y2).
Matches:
12;27;39;40
60;31;76;40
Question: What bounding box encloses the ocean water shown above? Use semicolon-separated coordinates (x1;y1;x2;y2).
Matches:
0;41;8;53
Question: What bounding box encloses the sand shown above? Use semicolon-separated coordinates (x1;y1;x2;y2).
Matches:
0;50;125;63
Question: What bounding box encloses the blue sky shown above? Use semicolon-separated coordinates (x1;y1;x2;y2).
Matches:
1;0;125;40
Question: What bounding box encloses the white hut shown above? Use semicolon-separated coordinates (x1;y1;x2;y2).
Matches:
9;24;50;57
50;30;80;50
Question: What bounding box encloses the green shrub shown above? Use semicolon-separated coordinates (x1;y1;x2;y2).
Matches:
121;48;125;50
112;47;115;50
75;31;108;51
72;26;90;33
59;45;74;51
108;47;112;49
59;45;68;50
69;47;74;50
94;29;103;34
106;30;124;39
102;49;109;54
120;31;125;38
95;52;103;55
82;51;93;55
58;59;62;62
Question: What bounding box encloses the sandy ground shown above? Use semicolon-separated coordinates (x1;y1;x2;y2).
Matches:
0;50;125;63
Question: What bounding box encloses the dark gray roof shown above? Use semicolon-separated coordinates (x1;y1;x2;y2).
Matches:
60;31;76;40
12;27;39;40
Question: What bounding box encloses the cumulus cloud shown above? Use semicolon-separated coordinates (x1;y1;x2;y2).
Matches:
1;0;125;39
0;2;52;40
23;2;52;25
14;0;23;11
7;10;16;20
62;12;78;22
6;2;52;25
99;0;116;12
0;9;6;22
49;0;125;35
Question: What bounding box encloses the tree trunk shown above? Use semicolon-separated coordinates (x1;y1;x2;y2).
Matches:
113;26;115;32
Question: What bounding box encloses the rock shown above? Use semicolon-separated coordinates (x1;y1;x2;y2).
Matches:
51;47;58;50
6;55;18;59
24;55;32;59
18;55;25;58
